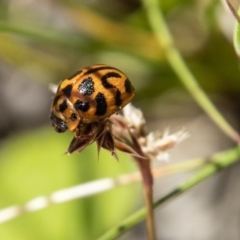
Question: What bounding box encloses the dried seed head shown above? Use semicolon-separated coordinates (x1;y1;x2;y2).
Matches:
112;104;188;162
139;129;189;161
122;103;146;136
49;84;58;94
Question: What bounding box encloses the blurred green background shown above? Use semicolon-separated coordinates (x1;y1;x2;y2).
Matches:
1;0;240;239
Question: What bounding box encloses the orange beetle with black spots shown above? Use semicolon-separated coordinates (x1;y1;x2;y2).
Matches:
50;64;135;134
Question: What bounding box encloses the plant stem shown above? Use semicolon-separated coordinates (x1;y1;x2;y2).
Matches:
97;146;240;240
225;0;240;23
141;0;240;143
137;158;157;240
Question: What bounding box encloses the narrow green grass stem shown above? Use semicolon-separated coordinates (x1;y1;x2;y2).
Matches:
142;0;240;143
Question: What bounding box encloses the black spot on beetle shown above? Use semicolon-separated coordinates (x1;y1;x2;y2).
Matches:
101;72;121;89
78;77;94;96
124;79;132;93
95;93;107;116
59;99;68;112
83;66;115;76
115;89;122;106
62;85;72;98
70;113;78;121
67;70;81;80
74;100;90;112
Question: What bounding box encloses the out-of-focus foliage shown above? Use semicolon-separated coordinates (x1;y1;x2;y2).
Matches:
0;127;137;240
233;3;240;56
1;0;240;239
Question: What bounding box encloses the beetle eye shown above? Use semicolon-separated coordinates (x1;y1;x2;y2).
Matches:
54;122;67;133
50;113;68;133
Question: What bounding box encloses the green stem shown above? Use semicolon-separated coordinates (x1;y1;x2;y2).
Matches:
141;0;240;143
97;146;240;240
